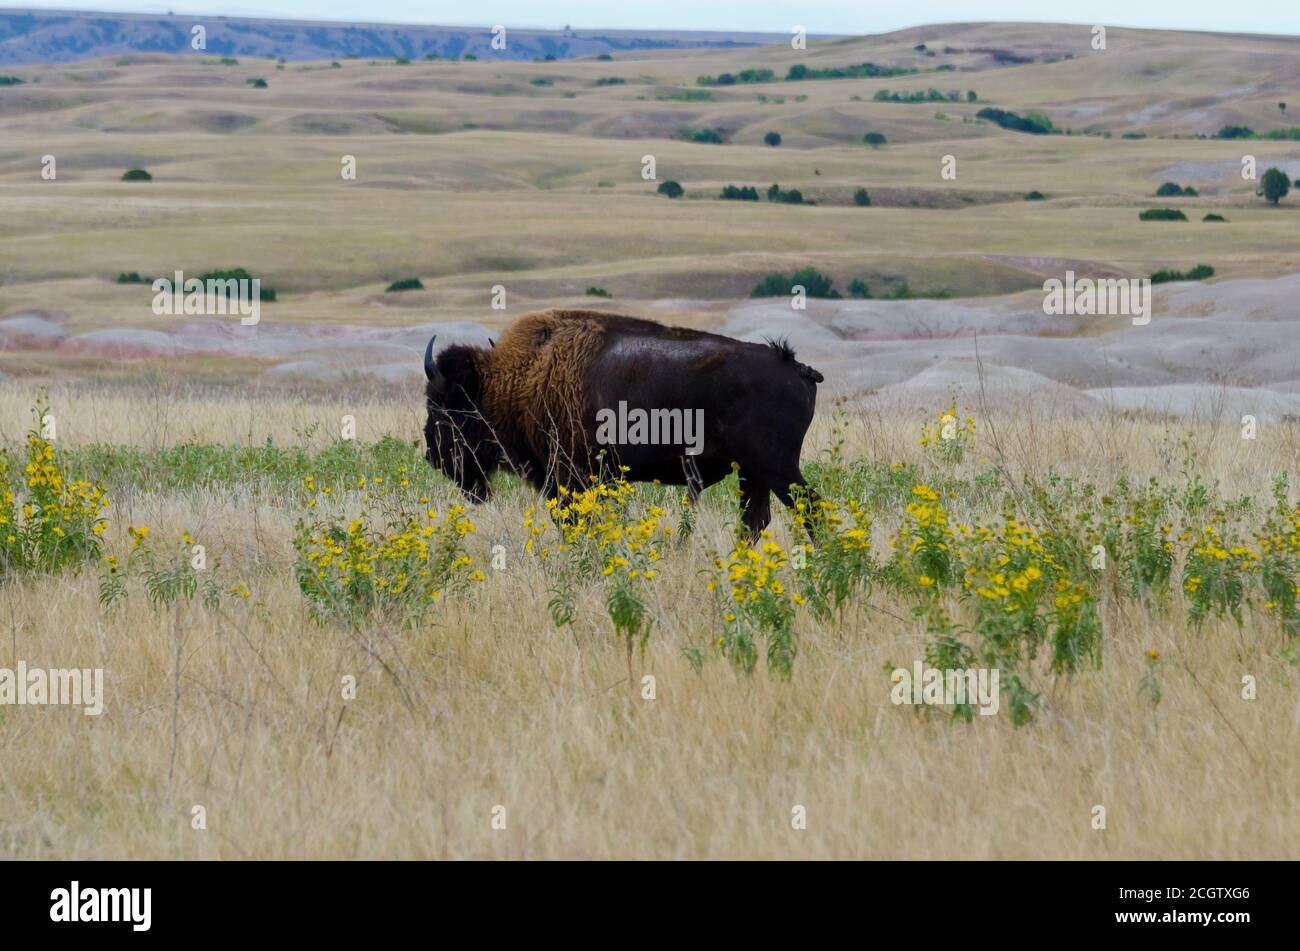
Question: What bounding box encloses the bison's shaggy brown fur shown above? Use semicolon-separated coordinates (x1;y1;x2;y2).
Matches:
478;309;612;463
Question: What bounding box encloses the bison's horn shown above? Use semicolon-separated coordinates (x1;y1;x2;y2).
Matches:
424;335;447;394
488;337;496;349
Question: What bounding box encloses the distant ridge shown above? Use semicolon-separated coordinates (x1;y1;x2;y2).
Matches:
0;8;811;65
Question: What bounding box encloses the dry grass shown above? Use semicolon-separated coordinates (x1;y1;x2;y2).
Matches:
1;383;1295;859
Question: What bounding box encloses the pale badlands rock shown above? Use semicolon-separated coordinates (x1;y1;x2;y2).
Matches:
0;313;69;350
57;328;178;358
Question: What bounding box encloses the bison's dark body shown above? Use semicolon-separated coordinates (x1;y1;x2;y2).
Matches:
423;309;823;537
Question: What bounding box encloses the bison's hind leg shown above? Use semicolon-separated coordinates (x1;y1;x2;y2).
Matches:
737;466;821;544
738;470;774;543
770;470;822;540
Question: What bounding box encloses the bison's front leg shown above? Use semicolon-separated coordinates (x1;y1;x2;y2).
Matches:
681;456;705;505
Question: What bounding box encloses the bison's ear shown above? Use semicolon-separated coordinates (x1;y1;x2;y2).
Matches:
425;336;448;396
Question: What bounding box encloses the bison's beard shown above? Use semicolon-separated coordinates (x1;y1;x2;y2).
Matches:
424;412;497;504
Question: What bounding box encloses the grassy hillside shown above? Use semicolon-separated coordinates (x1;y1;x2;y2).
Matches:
1;22;1298;350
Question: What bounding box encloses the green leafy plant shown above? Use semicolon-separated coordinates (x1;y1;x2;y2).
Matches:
294;476;483;628
1;400;110;576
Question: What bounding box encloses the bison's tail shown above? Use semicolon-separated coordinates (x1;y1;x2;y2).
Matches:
765;336;824;385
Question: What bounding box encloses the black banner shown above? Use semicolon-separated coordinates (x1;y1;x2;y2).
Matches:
0;860;1284;938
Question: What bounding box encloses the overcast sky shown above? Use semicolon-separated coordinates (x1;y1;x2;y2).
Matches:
9;1;1299;35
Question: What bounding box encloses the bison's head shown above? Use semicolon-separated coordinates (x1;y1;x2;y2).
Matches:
424;335;496;503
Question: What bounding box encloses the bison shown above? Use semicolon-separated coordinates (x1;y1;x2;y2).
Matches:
423;309;824;538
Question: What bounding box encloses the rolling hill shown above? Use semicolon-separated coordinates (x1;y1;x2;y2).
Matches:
1;18;1299;415
0;8;798;65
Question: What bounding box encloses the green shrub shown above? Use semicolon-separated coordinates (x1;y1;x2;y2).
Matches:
764;131;782;146
680;127;725;144
585;287;611;297
385;278;424;292
697;68;773;86
1024;190;1046;200
121;168;152;181
874;87;974;103
751;267;839;299
1203;213;1227;222
720;185;760;201
1150;264;1215;284
116;272;154;284
247;77;268;88
1260;167;1291;205
766;183;806;204
1139;208;1188;221
848;278;872;298
656;89;711;101
1215;125;1255;139
593;76;626;86
976;107;1055;134
853;187;871;206
787;62;914;81
657;180;684;199
197;268;277;301
863;131;887;148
